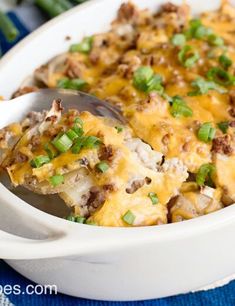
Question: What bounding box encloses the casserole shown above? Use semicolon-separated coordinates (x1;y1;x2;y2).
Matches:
0;99;188;227
0;0;235;300
8;0;235;225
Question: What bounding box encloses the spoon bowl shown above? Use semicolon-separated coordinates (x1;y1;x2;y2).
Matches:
0;88;126;218
0;88;126;128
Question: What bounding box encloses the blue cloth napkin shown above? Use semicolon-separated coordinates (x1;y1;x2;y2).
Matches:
1;7;235;306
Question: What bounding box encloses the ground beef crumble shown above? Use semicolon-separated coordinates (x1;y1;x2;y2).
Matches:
126;179;145;194
98;145;115;161
212;135;233;155
161;2;178;13
117;2;138;22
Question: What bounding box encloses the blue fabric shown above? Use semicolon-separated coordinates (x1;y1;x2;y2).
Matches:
1;9;235;306
1;259;235;305
0;12;29;55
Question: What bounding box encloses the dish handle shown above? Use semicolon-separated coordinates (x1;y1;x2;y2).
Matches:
0;222;113;260
0;194;111;260
0;173;119;260
0;229;68;260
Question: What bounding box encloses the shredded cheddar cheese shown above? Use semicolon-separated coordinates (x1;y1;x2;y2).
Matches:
4;1;235;226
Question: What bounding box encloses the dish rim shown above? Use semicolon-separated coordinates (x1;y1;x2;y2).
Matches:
0;0;234;237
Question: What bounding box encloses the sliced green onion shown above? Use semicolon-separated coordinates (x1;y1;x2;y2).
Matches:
72;0;87;3
58;0;74;10
217;121;229;134
171;33;186;46
133;66;154;92
178;45;199;68
68;79;87;90
49;174;64;187
82;136;101;149
96;161;109;173
115;126;123;133
30;155;50;168
196;163;215;186
70;36;93;54
170;96;193;118
190;18;202;29
0;11;19;42
57;78;69;88
194;25;212;39
185;19;213;40
185;18;216;43
75;216;86;223
66;215;86;223
66;129;79;141
208;127;216;140
73;126;84;137
72;135;101;154
188;77;227;96
66;215;75;222
148;192;159;205
35;0;72;17
44;143;58;159
133;66;164;94
85;220;97;226
219;54;232;70
52;133;73;153
71;140;83;154
198;122;216;142
122;210;135;225
57;78;87;91
208;34;224;46
207;67;235;86
184;19;202;39
73;117;84;137
74;117;83;127
146;75;164;94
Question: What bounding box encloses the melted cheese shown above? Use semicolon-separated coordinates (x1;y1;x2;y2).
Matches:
89;150;187;226
44;2;235;175
214;154;235;201
6;1;235;226
5;109;188;226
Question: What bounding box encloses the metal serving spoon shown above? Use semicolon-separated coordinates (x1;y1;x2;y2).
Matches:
0;88;125;127
0;88;126;219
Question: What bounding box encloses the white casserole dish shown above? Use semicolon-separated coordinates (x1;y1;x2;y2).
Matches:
0;0;235;301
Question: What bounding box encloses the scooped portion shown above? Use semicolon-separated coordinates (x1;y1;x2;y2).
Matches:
0;100;189;226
